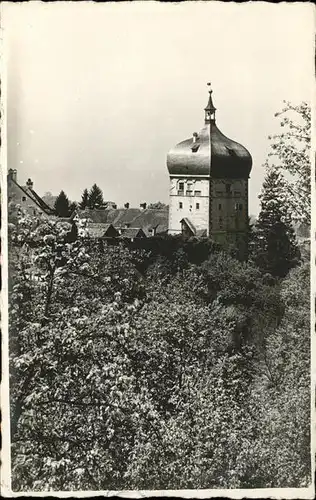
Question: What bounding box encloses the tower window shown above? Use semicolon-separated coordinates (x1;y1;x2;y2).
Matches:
226;183;232;194
196;203;200;210
219;217;223;229
218;203;222;210
178;182;184;196
194;190;201;196
235;203;243;211
186;190;193;196
179;202;183;209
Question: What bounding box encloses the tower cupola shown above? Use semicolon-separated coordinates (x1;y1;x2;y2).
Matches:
204;82;216;124
167;84;252;179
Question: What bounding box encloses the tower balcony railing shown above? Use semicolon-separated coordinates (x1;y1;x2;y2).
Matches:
177;190;184;196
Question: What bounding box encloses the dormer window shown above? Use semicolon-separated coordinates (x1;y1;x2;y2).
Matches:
191;132;199;152
191;144;200;153
22;196;26;202
226;147;236;157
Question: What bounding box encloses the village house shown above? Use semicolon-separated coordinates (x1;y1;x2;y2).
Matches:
74;205;168;240
7;169;55;217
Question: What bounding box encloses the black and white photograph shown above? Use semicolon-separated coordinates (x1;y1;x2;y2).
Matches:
1;1;315;497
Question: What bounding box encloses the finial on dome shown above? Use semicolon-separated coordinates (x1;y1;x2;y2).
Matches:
204;82;216;124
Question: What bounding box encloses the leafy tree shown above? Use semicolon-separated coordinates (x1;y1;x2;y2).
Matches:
42;192;57;209
147;201;168;209
267;101;311;225
87;184;104;209
251;167;300;278
246;263;310;488
54;191;71;218
8;204;310;491
79;189;89;210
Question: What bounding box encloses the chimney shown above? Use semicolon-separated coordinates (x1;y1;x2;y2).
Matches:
8;169;17;182
140;202;147;210
193;132;198;143
124;202;129;209
26;178;33;190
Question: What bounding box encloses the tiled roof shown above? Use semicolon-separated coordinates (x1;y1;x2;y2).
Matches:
76;208;168;236
85;222;119;238
128;209;168;235
120;227;146;239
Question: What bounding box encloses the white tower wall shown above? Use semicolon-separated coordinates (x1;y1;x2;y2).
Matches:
168;176;210;235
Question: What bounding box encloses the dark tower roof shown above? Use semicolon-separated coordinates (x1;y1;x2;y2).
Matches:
167;85;252;179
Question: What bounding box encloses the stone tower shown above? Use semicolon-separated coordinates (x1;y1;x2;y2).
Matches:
167;84;252;254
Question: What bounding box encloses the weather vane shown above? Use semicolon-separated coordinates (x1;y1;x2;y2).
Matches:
207;82;212;93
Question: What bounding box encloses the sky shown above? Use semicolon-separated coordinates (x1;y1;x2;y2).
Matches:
2;1;314;215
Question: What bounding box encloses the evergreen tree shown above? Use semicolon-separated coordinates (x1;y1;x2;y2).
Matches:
54;190;70;218
252;167;300;278
79;189;89;210
88;184;104;209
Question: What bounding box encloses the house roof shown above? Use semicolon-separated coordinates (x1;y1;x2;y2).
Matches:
180;217;196;235
8;177;55;215
196;228;207;237
76;208;168;236
85;222;118;238
120;227;146;239
28;188;55;214
130;209;168;235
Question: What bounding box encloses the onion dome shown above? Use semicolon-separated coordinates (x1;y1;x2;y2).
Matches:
167;84;252;179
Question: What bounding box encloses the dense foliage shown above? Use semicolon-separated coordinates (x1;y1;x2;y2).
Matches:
8;202;310;492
